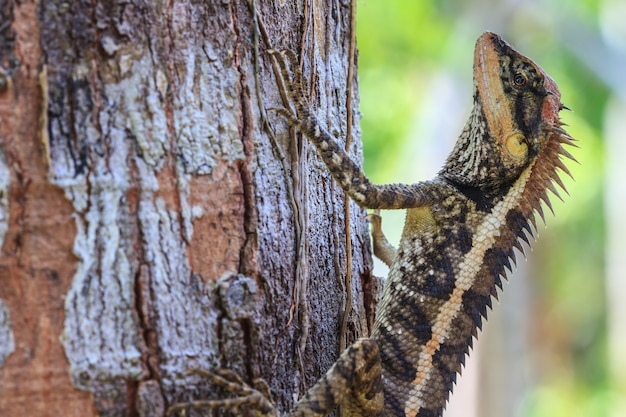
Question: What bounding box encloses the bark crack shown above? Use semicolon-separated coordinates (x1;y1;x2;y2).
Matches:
231;0;261;383
2;144;28;268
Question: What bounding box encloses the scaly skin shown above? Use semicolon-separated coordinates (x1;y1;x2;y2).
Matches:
167;32;576;417
270;31;575;417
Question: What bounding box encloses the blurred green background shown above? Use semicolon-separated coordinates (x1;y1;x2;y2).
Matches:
355;1;625;416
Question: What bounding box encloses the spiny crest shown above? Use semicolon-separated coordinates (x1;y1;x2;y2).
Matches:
486;114;577;292
518;52;578;233
480;103;577;343
520;120;577;230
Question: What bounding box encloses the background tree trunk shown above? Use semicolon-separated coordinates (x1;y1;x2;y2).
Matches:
0;1;373;416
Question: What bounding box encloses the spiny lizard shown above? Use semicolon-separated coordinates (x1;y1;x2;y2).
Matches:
168;31;576;417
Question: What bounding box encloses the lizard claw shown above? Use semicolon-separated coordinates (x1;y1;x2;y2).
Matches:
267;107;302;128
365;209;382;223
366;209;384;238
166;368;277;417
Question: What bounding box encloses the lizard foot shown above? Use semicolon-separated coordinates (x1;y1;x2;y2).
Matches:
267;49;313;128
166;368;277;417
365;210;383;234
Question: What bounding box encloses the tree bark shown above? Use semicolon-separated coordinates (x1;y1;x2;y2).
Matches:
0;1;373;416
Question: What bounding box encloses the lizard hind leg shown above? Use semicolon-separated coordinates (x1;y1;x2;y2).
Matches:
366;210;397;267
166;368;278;417
287;338;384;417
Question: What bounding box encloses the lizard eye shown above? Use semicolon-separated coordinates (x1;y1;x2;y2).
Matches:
513;73;527;87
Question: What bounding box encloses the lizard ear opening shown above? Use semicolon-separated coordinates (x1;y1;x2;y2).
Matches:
504;133;528;160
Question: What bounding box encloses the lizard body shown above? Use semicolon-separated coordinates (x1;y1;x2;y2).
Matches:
167;32;575;417
269;32;574;417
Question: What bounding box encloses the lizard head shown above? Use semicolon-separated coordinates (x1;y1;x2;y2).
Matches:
441;31;573;195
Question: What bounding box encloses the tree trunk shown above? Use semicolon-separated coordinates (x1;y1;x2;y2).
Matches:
0;1;373;416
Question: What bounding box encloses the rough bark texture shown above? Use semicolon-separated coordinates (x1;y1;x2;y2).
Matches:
0;1;372;416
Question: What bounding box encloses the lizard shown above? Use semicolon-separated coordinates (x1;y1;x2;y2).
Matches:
167;31;576;417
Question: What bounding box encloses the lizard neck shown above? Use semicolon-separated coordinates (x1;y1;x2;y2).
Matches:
439;98;535;190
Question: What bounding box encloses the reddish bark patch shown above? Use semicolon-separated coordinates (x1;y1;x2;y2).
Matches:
0;3;95;416
187;162;246;283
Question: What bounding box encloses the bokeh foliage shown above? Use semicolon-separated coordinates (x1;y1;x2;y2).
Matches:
356;1;621;416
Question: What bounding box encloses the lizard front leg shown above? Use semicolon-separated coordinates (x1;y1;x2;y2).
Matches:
269;50;442;210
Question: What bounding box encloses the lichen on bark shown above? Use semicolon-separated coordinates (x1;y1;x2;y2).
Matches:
0;300;14;367
0;147;8;250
